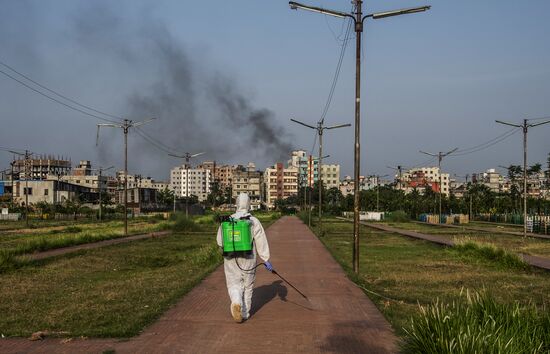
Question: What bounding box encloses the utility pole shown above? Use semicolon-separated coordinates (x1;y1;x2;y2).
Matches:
420;148;458;223
368;174;389;211
97;118;155;235
90;165;114;221
289;0;430;273
496;118;550;237
291;118;349;233
455;173;471;219
168;152;205;217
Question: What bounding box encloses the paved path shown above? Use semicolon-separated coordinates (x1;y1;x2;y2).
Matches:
1;216;398;354
344;219;550;272
413;221;550;240
27;231;171;261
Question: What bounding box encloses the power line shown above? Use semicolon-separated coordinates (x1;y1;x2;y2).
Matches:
0;66;121;124
0;60;123;121
319;14;353;124
452;128;521;157
134;127;178;155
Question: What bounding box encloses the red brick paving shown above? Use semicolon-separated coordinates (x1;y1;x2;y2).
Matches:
0;216;398;354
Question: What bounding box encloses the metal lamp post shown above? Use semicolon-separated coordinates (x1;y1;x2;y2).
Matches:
496;118;550;237
420;148;457;223
291;118;349;232
289;1;430;273
168;152;205;217
97;118;156;235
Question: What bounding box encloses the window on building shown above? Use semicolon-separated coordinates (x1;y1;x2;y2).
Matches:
24;187;33;195
44;189;49;196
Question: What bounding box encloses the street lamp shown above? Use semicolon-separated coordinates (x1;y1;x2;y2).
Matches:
420;148;457;223
96;118;156;235
291;118;350;233
169;152;206;217
496;118;550;237
289;1;430;273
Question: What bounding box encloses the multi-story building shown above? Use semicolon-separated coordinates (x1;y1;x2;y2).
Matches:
12;155;71;180
12;180;95;205
402;167;450;197
320;164;340;189
472;169;501;193
170;165;211;202
60;161;110;193
231;163;262;209
214;164;237;189
264;163;298;209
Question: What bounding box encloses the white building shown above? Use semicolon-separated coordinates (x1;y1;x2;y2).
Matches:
402;167;451;197
170;165;211;202
320;164;340;189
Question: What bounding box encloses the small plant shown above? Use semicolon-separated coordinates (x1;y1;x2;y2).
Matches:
402;290;550;354
453;240;529;271
62;226;83;233
386;210;410;223
171;213;200;232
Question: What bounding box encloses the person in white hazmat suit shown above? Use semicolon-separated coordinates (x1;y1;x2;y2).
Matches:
216;192;273;323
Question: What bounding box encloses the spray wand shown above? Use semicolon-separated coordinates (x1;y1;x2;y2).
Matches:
269;268;308;300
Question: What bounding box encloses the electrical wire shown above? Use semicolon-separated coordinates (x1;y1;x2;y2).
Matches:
319;12;353;124
0;60;123;122
134;127;178;155
0;68;121;124
451;128;521;157
527;115;550;122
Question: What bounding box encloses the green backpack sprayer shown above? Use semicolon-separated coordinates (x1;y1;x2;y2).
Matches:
219;215;308;300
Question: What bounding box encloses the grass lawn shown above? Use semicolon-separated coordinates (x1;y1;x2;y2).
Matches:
384;221;550;259
0;211;280;337
0;231;221;337
317;219;550;339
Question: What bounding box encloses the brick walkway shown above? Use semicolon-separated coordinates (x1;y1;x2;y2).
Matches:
0;216;398;354
413;221;550;240
354;220;550;271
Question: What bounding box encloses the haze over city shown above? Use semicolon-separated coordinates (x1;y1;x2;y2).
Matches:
1;0;549;180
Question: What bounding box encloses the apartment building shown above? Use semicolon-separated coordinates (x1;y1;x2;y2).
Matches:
231;163;262;210
402;167;450;197
170;165;211;202
264;163;298;209
321;164;340;189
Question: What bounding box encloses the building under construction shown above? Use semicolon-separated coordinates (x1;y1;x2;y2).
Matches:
12;155;71;181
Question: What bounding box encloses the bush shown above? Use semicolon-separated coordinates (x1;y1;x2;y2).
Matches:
453;241;529;271
386;210;410;223
171;213;200;232
402;290;550;354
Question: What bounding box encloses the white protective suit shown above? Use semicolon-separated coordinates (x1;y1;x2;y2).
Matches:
216;193;270;321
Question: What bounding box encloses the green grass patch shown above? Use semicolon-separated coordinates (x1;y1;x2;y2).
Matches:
452;240;529;271
0;220;173;273
310;218;550;346
403;290;550;354
0;231;221;338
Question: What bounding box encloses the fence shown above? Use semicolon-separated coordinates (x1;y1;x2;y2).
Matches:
419;214;469;225
476;213;550;235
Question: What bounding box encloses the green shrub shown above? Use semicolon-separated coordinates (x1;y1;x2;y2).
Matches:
171;214;200;232
62;226;83;233
386;210;410;222
402;290;550;354
453;241;529;271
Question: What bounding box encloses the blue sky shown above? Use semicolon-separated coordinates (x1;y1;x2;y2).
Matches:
0;0;549;180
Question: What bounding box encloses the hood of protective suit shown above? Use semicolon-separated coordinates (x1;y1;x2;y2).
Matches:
236;193;251;212
233;193;251;219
